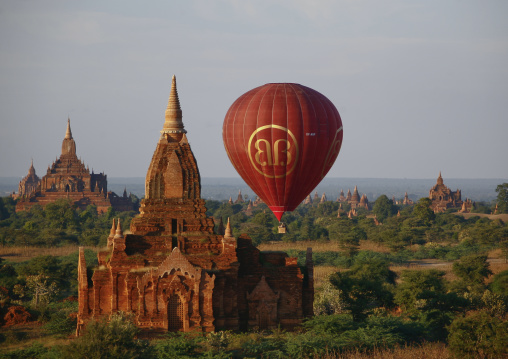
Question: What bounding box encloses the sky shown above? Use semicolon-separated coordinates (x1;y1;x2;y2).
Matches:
1;0;507;180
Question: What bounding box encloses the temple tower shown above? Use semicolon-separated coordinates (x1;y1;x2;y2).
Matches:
77;75;313;335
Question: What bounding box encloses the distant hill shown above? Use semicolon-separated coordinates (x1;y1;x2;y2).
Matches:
2;176;505;202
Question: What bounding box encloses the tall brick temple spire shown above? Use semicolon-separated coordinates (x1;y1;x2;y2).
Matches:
145;75;200;200
161;75;186;138
61;118;76;156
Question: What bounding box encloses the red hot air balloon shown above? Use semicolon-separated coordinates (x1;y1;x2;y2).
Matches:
222;83;343;222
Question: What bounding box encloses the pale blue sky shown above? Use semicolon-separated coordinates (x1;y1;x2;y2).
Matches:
1;0;507;179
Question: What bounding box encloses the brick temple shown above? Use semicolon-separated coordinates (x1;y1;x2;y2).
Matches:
15;119;135;213
429;172;472;213
76;76;314;335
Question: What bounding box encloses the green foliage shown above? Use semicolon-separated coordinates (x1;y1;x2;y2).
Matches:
0;200;136;247
313;281;345;315
154;332;203;359
205;331;231;352
412;198;435;225
328;219;364;256
495;182;508;213
395;269;466;340
0;197;16;221
490;270;508;298
448;311;508;359
43;306;77;337
395;270;450;312
303;313;356;334
329;257;395;320
452;254;492;292
59;313;154;359
372;195;397;222
0;341;59;359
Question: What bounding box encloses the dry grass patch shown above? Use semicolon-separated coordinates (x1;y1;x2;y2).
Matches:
316;342;449;359
0;322;73;354
390;260;456;282
258;241;341;253
314;266;340;288
0;245;99;262
258;240;390;254
358;240;391;253
456;212;508;222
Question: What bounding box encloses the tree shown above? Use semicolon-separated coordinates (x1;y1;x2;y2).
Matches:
328;219;364;256
490;270;508;298
412;198;435;225
313;281;345;315
329;256;395;321
495;183;508;213
395;269;465;340
452;254;492;286
372;195;397;222
448;311;508;359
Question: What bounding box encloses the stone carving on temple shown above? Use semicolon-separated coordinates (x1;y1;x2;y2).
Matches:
429;172;471;213
15;119;136;213
76;75;313;335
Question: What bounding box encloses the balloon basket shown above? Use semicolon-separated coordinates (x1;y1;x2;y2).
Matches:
278;223;287;234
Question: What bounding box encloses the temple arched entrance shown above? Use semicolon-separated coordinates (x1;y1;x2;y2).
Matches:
167;294;184;331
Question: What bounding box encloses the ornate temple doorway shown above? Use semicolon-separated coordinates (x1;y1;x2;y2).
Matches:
167;294;184;331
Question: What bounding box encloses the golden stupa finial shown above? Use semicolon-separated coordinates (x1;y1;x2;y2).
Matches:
162;75;186;136
114;218;123;238
225;217;233;238
65;117;73;139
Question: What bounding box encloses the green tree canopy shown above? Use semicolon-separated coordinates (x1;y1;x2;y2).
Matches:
329;256;395;320
412;198;435;225
372;195;397;222
452;254;492;286
495;183;508;213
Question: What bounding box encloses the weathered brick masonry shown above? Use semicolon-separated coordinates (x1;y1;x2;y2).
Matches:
76;76;313;335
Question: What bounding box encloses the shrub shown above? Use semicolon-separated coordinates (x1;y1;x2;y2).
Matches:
59;313;154;359
44;309;77;337
448;311;508;359
154;332;202;359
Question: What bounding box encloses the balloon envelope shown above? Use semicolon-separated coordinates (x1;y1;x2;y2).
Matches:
222;83;343;221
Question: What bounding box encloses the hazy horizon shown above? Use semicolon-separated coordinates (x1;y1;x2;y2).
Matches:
2;175;505;202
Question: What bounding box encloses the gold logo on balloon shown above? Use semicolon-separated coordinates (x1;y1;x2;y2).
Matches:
321;126;343;178
248;125;299;178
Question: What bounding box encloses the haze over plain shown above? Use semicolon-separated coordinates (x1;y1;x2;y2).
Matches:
1;0;507;179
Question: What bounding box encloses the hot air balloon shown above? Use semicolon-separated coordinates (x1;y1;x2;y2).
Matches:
222;83;343;222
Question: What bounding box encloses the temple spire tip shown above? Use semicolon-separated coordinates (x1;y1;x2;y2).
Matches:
162;74;186;136
65;118;73;139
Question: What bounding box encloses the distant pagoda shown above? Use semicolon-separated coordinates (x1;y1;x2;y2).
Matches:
14;159;40;199
428;172;471;213
15;119;135;213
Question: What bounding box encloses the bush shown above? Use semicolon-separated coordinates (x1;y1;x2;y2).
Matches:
490;270;508;298
44;309;77;337
59;313;154;359
154;332;202;359
448;311;508;359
